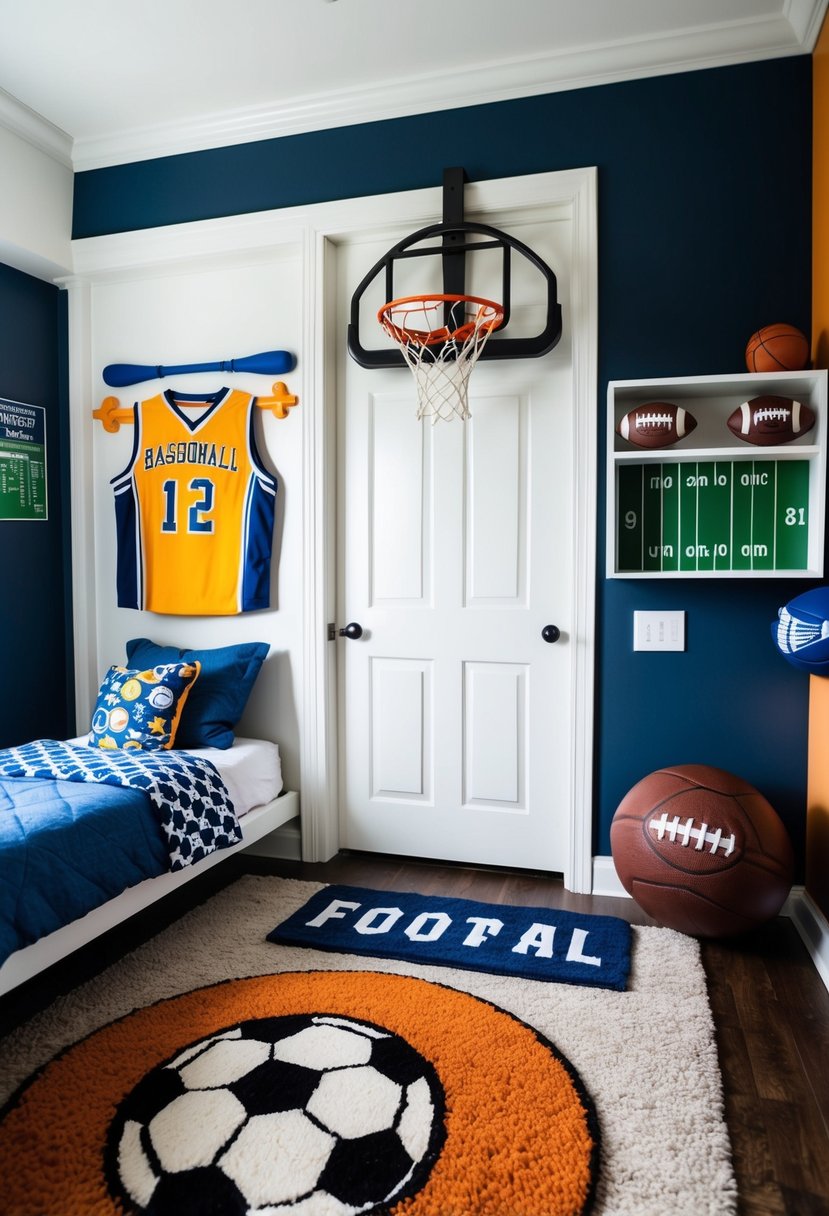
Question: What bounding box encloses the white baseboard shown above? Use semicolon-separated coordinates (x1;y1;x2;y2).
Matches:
592;855;629;899
592;856;829;995
244;815;302;861
786;886;829;993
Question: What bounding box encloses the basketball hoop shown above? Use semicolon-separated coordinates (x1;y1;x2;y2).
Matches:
378;294;504;422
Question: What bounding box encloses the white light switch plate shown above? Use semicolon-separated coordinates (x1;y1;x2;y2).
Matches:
633;610;685;651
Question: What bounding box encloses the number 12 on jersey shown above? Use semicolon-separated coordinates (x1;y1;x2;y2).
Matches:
161;477;215;534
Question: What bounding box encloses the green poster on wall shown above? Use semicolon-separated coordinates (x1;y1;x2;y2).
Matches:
615;458;811;573
0;398;47;521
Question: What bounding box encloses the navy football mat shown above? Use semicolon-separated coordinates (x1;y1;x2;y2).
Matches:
269;884;631;991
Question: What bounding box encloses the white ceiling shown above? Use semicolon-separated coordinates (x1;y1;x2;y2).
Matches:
0;0;826;170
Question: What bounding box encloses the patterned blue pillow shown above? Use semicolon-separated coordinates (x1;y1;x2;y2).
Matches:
125;638;269;749
88;661;201;751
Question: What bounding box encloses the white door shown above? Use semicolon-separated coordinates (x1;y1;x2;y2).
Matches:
334;188;590;878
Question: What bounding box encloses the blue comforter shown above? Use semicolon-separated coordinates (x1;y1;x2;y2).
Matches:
0;740;241;967
0;776;168;966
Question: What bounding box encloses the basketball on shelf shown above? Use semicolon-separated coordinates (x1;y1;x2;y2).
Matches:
772;585;829;675
745;323;809;373
610;764;793;938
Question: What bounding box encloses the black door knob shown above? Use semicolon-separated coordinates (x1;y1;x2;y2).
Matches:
541;624;561;643
339;622;363;640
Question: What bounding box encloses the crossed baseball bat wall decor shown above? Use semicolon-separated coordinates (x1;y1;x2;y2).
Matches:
102;349;296;387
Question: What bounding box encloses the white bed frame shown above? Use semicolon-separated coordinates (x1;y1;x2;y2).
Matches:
0;790;299;997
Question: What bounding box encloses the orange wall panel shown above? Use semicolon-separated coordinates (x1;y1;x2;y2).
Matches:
815;15;829;367
810;14;829;917
807;678;829;899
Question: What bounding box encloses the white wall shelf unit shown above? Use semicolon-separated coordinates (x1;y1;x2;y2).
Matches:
607;369;827;579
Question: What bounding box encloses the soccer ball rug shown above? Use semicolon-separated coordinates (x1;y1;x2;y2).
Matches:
0;971;599;1216
108;1012;445;1215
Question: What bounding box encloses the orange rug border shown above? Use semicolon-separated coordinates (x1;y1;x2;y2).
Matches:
0;969;600;1216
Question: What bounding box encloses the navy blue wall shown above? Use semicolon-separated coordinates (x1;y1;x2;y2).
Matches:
73;56;815;869
0;262;72;746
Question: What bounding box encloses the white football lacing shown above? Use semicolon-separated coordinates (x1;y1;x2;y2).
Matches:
648;812;735;855
635;411;673;429
753;405;790;424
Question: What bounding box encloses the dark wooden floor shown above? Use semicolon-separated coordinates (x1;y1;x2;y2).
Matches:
2;850;828;1215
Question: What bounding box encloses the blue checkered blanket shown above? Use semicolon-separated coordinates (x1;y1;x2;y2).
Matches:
0;739;240;870
0;739;242;967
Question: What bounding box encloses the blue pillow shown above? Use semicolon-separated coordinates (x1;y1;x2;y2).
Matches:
89;661;201;751
125;638;269;750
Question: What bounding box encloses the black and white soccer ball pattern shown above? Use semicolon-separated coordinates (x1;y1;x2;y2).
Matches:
107;1013;446;1215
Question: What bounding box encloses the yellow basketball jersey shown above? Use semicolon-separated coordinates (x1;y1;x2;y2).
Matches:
112;388;276;615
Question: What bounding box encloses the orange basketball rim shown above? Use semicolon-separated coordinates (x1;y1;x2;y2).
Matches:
378;293;504;346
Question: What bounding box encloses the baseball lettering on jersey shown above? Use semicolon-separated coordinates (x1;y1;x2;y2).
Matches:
112;387;277;616
143;441;239;471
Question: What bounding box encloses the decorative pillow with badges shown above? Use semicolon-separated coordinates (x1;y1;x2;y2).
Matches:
125;638;268;749
88;661;201;751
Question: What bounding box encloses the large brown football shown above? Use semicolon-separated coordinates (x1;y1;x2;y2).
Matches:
610;764;793;937
616;401;697;449
727;395;815;445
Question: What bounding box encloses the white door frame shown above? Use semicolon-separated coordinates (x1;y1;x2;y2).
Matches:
65;166;597;892
313;169;598;891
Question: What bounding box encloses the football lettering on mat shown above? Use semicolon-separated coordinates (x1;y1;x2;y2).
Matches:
616;459;809;572
271;885;632;989
307;898;603;967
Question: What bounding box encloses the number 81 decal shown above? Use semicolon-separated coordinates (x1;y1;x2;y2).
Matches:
161;477;215;533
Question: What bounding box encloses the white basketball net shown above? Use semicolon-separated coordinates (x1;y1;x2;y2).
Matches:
378;295;503;422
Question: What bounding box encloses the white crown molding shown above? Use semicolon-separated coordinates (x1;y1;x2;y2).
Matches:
69;5;825;171
786;0;829;47
0;87;72;169
0;239;72;282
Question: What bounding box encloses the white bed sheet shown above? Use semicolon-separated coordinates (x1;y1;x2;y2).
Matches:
182;737;283;816
66;736;283;818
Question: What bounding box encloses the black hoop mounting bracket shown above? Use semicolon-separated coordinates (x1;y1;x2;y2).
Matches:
347;168;563;369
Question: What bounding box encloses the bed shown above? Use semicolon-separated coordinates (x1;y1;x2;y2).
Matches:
0;637;299;997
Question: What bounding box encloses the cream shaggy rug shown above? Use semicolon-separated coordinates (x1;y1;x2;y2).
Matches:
0;876;737;1216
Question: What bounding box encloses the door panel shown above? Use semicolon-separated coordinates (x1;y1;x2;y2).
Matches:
370;394;430;604
370;658;431;800
336;203;577;874
465;394;526;604
463;661;526;808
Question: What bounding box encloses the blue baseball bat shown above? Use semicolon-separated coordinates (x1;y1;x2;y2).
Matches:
103;349;295;387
